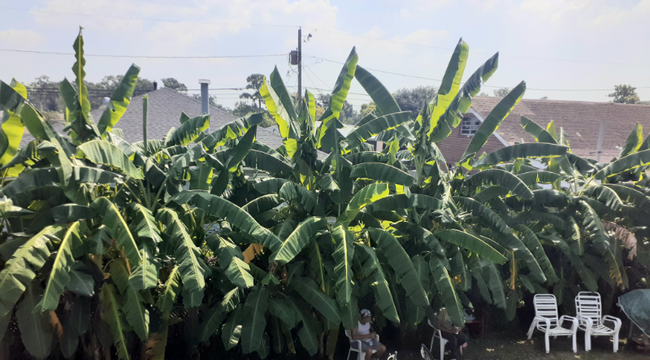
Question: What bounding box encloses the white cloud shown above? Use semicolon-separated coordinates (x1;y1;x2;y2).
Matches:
362;26;384;39
468;0;498;11
0;29;44;47
592;0;650;26
411;0;454;10
392;29;449;46
400;9;411;18
519;0;592;22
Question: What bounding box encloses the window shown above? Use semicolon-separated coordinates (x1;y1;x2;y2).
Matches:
460;116;481;136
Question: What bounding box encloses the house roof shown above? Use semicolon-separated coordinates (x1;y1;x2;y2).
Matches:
20;88;287;150
88;87;238;144
471;97;650;161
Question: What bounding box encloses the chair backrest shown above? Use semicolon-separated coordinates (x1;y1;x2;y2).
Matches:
533;294;559;325
575;292;602;323
345;329;353;341
427;318;444;339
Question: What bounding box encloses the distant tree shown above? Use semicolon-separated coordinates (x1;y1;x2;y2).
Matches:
190;94;230;111
232;101;257;117
161;78;188;93
540;96;548;100
232;101;274;127
27;75;63;112
100;75;155;93
479;92;489;97
360;103;377;118
609;85;641;104
239;74;265;108
316;94;360;124
493;87;511;97
214;103;232;113
392;86;437;117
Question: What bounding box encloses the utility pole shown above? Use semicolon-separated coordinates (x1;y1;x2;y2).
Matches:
297;27;302;103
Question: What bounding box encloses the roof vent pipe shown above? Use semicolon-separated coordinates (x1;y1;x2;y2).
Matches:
199;79;211;131
153;81;157;90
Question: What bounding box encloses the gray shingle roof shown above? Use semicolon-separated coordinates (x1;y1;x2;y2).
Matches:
19;88;328;161
471;97;650;161
89;88;237;143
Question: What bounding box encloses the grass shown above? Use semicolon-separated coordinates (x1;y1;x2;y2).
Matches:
392;330;649;360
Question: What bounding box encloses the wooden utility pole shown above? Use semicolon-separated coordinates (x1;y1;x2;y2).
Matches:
297;27;302;103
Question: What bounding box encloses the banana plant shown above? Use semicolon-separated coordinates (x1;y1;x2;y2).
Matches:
1;29;647;360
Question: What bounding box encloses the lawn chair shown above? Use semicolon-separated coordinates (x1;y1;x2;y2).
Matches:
345;329;379;360
526;294;578;353
575;291;622;352
427;318;462;360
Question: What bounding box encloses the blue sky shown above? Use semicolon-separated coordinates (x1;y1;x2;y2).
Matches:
1;0;649;109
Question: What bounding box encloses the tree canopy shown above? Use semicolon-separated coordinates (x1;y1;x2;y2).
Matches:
609;84;643;104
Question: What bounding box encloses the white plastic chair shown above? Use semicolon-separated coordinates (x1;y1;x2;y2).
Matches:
345;329;379;360
575;291;622;352
427;318;462;360
526;294;578;353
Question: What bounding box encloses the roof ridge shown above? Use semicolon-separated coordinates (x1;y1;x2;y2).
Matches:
475;96;650;107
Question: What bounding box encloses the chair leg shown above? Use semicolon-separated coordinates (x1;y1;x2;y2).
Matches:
347;348;351;360
585;333;591;352
572;333;577;353
527;321;536;339
440;338;445;360
614;333;619;353
545;332;550;353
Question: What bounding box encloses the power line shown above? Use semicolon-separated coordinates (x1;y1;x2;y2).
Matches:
304;27;650;66
304;66;331;89
0;6;299;29
309;56;650;92
4;6;647;66
285;85;371;97
308;57;442;82
0;48;287;59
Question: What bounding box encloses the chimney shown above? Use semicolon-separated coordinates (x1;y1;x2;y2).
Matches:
199;79;211;132
153;81;157;90
199;79;210;115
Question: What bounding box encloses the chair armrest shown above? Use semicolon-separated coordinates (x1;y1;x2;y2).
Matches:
559;315;579;332
351;339;363;349
376;334;380;342
534;316;551;328
603;315;622;331
577;315;595;330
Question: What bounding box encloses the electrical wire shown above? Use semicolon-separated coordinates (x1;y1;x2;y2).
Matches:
304;66;331;89
3;6;647;66
0;48;287;59
302;69;320;94
308;56;650;92
304;27;650;66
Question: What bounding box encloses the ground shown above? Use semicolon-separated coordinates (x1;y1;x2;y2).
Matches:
389;331;650;360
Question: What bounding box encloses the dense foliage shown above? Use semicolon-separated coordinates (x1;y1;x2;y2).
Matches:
0;30;647;360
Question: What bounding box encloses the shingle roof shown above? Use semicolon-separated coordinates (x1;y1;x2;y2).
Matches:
20;88;288;151
88;87;238;143
470;97;650;161
436;130;505;165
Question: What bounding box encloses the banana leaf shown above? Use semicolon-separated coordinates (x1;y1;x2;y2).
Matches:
473;143;567;168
